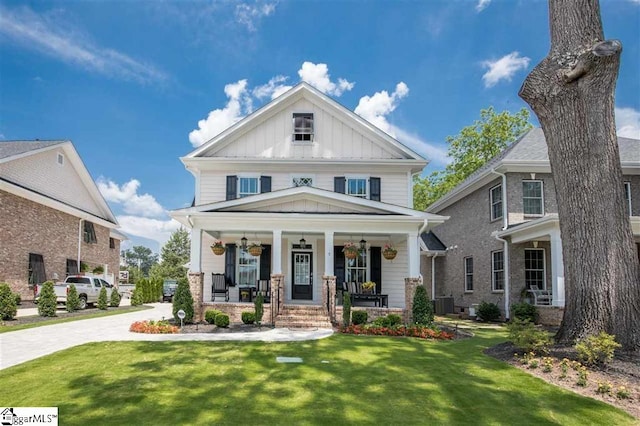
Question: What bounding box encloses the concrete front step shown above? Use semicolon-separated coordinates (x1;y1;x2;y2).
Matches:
275;304;332;328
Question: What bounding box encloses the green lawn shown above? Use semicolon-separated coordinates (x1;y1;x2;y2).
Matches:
0;329;634;425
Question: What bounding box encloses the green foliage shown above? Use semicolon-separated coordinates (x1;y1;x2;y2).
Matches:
80;261;90;272
97;287;108;310
506;319;552;354
214;313;230;328
511;302;538;323
477;301;501;322
205;309;223;324
242;312;256;324
66;284;81;312
120;246;159;276
38;281;58;317
130;288;144;306
14;292;21;306
172;278;194;324
254;293;264;325
110;287;122;307
412;285;433;325
413;107;532;210
575;332;621;366
351;310;368;325
150;228;190;281
372;314;403;327
0;283;17;320
342;291;351;327
92;265;104;274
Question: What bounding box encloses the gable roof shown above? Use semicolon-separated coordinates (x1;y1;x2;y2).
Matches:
0;140;66;160
184;82;426;164
420;230;447;252
427;128;640;213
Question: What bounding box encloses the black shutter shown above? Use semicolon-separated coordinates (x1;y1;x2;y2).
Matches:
370;177;381;201
226;176;237;200
260;176;272;193
334;246;345;291
224;243;236;286
370;246;382;294
260;244;272;280
334;177;345;194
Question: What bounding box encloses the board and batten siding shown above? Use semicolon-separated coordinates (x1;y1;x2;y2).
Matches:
213;98;403;160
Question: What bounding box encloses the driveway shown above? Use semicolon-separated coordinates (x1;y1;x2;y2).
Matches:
0;303;333;370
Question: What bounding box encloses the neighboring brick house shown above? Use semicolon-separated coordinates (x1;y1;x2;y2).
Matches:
422;128;640;323
0;140;124;300
171;83;448;325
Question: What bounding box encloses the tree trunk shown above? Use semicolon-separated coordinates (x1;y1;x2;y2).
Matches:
519;0;640;351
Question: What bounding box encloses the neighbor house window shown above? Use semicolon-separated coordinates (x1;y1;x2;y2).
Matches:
525;249;546;289
490;184;503;221
492;251;504;291
66;258;78;275
109;237;116;249
624;182;631;216
293;176;313;187
346;249;367;284
523;180;544;215
237;247;259;286
28;253;46;284
238;177;259;198
293;113;314;142
464;257;473;292
346;178;367;198
83;221;97;244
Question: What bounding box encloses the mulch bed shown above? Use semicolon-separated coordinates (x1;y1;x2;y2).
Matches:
175;321;273;334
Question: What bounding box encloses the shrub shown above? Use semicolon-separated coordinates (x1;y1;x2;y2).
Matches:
506;319;552;354
92;265;104;274
205;309;223;324
341;324;454;340
97;287;108;310
172;278;194;324
13;292;21;306
575;332;621;366
254;293;264;325
66;284;81;312
38;281;58;317
129;320;179;334
576;366;589;387
596;382;612;395
215;313;230;328
616;386;631;399
412;285;433;325
386;314;402;326
511;302;538;323
352;310;368;325
342;291;351;327
477;301;501;322
110;287;122;307
130;288;143;306
373;315;390;327
242;311;256;324
0;283;17;320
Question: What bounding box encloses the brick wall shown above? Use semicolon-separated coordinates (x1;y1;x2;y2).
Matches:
0;191;120;300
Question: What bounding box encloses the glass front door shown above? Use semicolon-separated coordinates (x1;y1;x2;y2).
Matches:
292;251;312;300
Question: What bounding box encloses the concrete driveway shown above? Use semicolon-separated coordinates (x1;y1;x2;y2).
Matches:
0;303;333;370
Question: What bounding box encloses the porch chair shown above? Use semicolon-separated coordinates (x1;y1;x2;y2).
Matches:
528;284;552;305
212;273;229;302
254;279;271;303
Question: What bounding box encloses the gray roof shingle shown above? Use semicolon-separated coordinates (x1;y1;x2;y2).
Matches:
0;140;67;160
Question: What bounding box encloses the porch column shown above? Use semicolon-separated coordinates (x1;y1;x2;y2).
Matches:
324;231;334;275
550;230;565;307
407;232;420;277
272;229;282;274
189;227;202;273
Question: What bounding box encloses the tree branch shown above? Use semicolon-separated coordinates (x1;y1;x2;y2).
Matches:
562;39;622;84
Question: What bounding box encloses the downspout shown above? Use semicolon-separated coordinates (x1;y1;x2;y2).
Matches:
491;169;510;320
431;253;439;299
77;218;83;270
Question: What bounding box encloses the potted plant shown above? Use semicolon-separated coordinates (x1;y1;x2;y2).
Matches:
248;241;262;257
343;242;359;259
92;265;104;274
211;240;226;256
383;243;397;260
362;281;376;294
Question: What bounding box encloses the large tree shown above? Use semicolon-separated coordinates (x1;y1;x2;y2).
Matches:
121;245;159;276
150;227;190;280
413;107;531;210
519;0;640;350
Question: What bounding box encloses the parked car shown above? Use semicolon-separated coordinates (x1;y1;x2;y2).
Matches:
35;275;119;309
163;280;178;302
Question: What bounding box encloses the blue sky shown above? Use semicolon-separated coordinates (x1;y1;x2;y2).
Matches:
1;0;639;253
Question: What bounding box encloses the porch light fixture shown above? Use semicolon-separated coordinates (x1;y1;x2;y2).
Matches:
241;234;248;250
299;234;307;249
533;241;539;248
359;238;367;250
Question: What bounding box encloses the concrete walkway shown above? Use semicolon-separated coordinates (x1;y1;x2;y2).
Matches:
0;303;334;371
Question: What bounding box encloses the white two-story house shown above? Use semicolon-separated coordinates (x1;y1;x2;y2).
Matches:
171;83;448;326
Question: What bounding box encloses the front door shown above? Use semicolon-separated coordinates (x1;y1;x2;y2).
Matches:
292;251;313;300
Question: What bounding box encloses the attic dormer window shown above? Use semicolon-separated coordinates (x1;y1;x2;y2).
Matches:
57;153;64;166
293;113;314;142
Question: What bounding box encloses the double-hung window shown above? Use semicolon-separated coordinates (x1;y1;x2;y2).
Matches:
346;249;367;284
464;257;473;292
28;253;46;285
492;251;505;291
346;178;367;198
624;182;631;216
525;249;546;289
238;177;259;198
83;221;97;244
490;184;503;221
237;247;259;286
293;113;313;142
523;180;544;216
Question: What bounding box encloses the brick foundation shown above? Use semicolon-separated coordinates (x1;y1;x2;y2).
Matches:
404;277;421;324
537;305;564;326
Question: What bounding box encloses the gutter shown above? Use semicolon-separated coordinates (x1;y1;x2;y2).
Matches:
491;169;510;320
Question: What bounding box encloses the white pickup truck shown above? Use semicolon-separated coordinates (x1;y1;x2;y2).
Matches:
35;275;119;309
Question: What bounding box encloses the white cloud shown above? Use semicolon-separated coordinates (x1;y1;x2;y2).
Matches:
354;82;409;135
481;52;530;88
97;178;165;218
298;62;355;96
235;2;277;32
616;107;640;139
0;5;167;85
188;79;252;147
116;216;182;248
476;0;491;12
391;126;451;166
252;75;292;100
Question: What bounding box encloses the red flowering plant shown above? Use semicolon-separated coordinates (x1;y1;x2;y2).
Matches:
340;324;453;340
130;320;179;334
